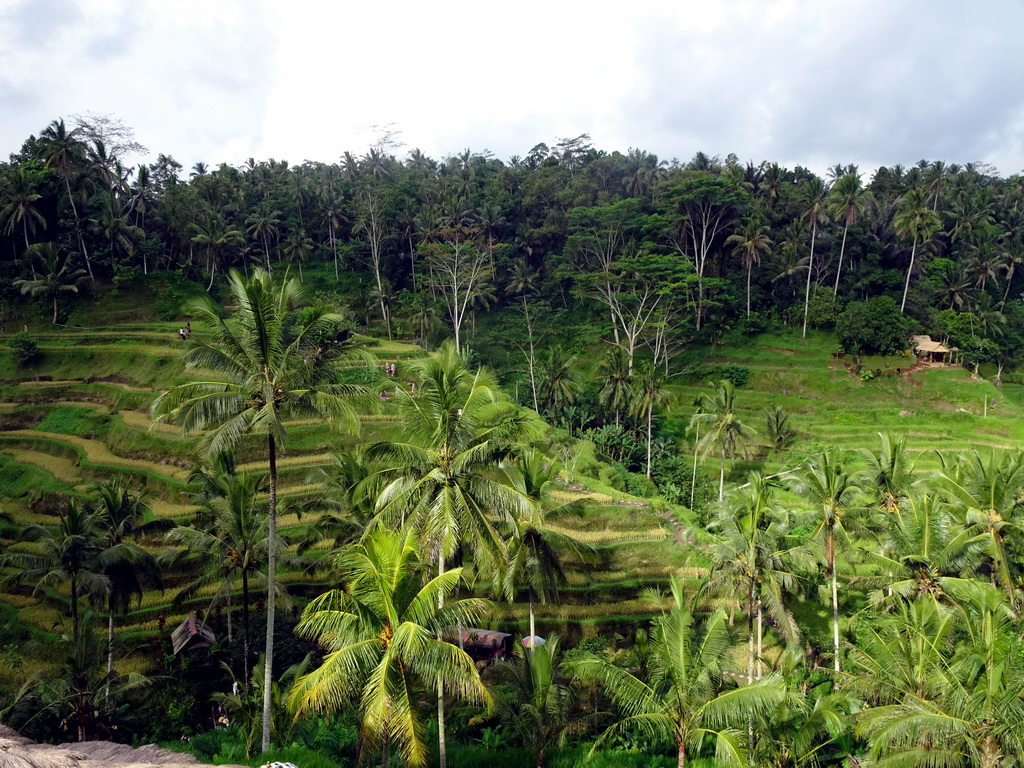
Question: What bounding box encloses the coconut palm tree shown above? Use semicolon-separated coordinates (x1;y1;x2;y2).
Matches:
366;341;539;768
828;173;869;297
709;474;802;684
799;177;830;338
191;213;244;290
726;220;773;317
89;477;168;698
281;228;313;282
164;469;270;685
2;501;107;645
933;449;1024;612
788;451;864;672
14;242;88;324
152;267;364;753
597;347;631;427
568;578;785;768
490;635;579;768
39;119;93;277
0;166;47;254
289;530;491;768
895;188;941;313
500;448;592;640
690;380;758;501
630;362;670;479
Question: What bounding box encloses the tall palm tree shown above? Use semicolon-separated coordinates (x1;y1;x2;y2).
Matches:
39;119;93;277
568;578;785;768
709;474;801;684
152;268;364;753
191;213;244;290
537;345;580;413
799;177;830;338
0;166;47;254
281;228;313;282
2;501;107;645
165;469;270;685
289;530;491;768
726;220;773;317
491;635;579;768
500;448;592;640
367;341;539;768
860;432;915;515
596;347;632;427
89;477;168;697
894;188;941;313
245;206;282;271
934;449;1024;612
788;451;864;672
828;173;869;297
630;362;670;479
690;380;758;501
14;242;88;324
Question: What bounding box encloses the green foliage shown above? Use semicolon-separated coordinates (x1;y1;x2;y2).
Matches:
689;364;750;387
835;296;910;355
34;405;97;435
8;331;41;366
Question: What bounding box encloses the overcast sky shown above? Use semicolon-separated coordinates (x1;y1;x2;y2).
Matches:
3;0;1023;178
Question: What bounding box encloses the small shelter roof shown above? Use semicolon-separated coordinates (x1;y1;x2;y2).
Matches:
170;615;215;655
916;340;950;354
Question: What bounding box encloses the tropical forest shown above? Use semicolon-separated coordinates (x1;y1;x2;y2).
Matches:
2;118;1024;768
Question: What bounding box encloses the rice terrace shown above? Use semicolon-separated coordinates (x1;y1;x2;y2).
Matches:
3;118;1024;768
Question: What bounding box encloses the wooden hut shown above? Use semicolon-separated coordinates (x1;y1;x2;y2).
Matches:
170;614;215;655
912;335;952;364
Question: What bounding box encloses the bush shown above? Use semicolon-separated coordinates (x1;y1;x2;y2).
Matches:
689;364;749;388
8;331;40;366
835;296;910;356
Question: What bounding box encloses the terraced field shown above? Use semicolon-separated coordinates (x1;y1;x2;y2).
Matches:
0;320;691;665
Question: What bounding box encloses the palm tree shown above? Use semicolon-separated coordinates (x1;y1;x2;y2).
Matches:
630;362;670;479
861;432;915;515
800;177;830;338
788;451;864;672
597;347;632;427
709;474;801;684
39;119;93;277
934;449;1024;612
690;380;758;501
828;173;869;297
289;530;491;768
165;469;270;685
568;578;785;768
491;635;579;768
894;188;941;313
500;448;592;640
367;341;539;768
281;228;313;282
91;193;142;269
152;268;364;753
726;220;773;317
191;213;244;290
537;345;580;413
14;242;88;324
245;206;282;271
89;477;168;697
0;166;47;254
2;501;107;645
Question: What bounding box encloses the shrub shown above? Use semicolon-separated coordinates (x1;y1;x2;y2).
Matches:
835;296;910;356
8;331;40;366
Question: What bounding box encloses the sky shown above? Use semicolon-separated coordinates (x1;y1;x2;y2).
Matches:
2;0;1024;179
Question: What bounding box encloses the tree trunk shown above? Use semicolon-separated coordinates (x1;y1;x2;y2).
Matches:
64;175;93;279
829;527;840;673
756;597;764;680
52;294;59;325
746;262;752;318
646;402;654;479
802;224;816;338
260;435;278;754
834;223;849;297
900;238;918;314
243;569;250;688
437;557;448;768
106;606;115;701
719;445;726;502
71;570;80;645
691;426;699;510
747;582;755;685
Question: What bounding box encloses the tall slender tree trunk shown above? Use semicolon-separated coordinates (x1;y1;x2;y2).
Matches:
746;262;752;318
261;435;278;754
756;598;764;680
719;445;726;502
243;570;251;688
691;426;699;510
834;224;849;298
900;238;918;313
828;526;840;673
646;402;654;479
64;176;93;279
437;557;447;768
802;225;817;338
106;606;115;701
747;583;755;685
71;571;80;645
